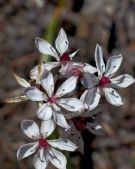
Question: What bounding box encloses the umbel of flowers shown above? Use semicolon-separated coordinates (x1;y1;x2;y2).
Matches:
6;28;135;169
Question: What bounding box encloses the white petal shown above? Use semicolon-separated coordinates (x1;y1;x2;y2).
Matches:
41;71;54;97
55;76;78;97
80;88;101;110
111;74;135;88
57;98;84;112
48;148;67;169
86;123;102;135
80;72;98;88
103;87;123;106
95;44;105;77
30;62;60;80
69;50;79;58
55;28;69;55
25;87;46;101
17;142;38;161
21;120;40;139
83;63;97;74
13;73;30;88
33;149;48;169
37;103;52;120
35;37;59;60
53;111;70;129
40;120;55;138
48;139;77;151
105;54;123;77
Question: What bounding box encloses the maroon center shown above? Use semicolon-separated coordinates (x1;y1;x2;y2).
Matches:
60;52;70;64
48;96;57;103
72;117;87;131
71;66;83;77
38;138;49;148
98;76;110;87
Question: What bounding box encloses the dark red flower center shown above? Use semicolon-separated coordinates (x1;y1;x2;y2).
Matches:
70;66;83;77
60;52;70;64
72;117;87;131
98;76;110;87
38;138;49;148
48;96;57;103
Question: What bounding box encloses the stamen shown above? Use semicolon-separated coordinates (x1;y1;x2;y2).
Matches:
60;52;70;64
48;96;57;103
98;76;110;87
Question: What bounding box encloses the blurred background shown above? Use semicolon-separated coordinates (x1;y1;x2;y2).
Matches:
0;0;135;169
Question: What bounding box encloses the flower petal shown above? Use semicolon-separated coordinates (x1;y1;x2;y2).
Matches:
95;44;105;77
17;142;38;161
35;37;59;60
53;111;70;129
57;98;84;112
48;148;67;169
41;71;54;97
83;63;97;74
55;28;69;55
69;50;79;59
21;120;40;139
86;123;102;135
33;149;48;169
3;95;28;103
103;87;123;106
25;87;46;101
80;88;101;110
55;76;78;97
30;62;60;80
80;72;98;88
40;120;55;138
37;103;52;120
13;73;30;88
48;138;77;151
111;74;135;88
105;54;123;77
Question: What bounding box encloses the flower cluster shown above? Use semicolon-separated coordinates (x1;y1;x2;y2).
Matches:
8;28;134;169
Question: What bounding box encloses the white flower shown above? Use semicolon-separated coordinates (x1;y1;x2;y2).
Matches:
60;107;102;154
17;120;77;169
25;71;84;129
84;44;135;106
30;28;78;80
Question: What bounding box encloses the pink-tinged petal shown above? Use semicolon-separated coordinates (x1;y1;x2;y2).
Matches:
40;120;55;138
41;71;54;97
69;50;79;59
80;88;101;110
48;148;67;169
55;76;78;97
95;44;105;77
33;149;48;169
36;103;52;120
35;37;59;60
13;73;30;88
80;72;98;88
103;87;123;106
105;54;123;77
83;63;97;74
21;120;40;139
111;74;135;88
55;28;69;55
53;111;70;129
17;142;38;161
48;139;77;151
86;123;102;135
57;98;84;112
25;87;46;101
30;62;60;80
